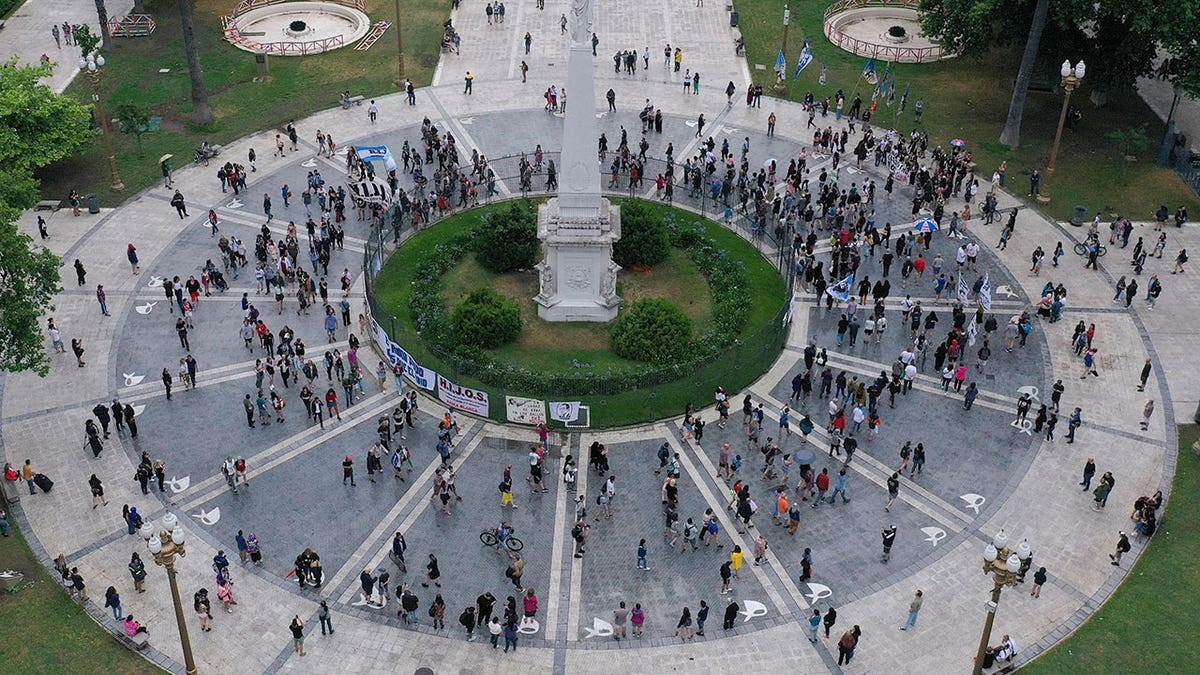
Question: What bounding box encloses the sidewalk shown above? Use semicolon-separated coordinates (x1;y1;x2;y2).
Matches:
0;0;133;93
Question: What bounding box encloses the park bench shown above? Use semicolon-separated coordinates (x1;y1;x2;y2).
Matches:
35;200;61;211
116;621;151;650
341;95;365;109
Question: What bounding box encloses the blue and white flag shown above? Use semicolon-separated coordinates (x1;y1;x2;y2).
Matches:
818;63;827;86
900;83;910;111
793;40;813;79
827;273;854;303
956;274;970;304
979;273;993;310
862;58;878;85
775;49;787;78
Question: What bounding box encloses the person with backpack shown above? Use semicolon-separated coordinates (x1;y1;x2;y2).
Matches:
571;519;589;558
655;442;670;474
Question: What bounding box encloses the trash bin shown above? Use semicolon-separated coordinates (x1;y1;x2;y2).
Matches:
1070;205;1086;226
730;10;739;27
86;193;100;214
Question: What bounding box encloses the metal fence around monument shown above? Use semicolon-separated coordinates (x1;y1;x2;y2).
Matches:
360;153;795;420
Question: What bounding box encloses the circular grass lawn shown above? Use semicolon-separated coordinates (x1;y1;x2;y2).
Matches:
369;198;788;427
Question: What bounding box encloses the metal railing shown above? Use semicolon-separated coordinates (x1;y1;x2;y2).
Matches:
1176;155;1200;198
359;158;797;422
822;0;949;63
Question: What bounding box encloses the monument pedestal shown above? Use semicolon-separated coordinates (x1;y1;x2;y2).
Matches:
534;197;622;322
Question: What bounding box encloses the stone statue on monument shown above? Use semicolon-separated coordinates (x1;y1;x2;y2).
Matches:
570;0;593;48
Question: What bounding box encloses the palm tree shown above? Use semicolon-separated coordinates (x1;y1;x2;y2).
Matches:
177;0;213;124
997;0;1049;148
94;0;112;50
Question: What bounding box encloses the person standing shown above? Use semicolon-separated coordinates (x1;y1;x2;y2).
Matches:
343;455;356;486
290;615;306;656
104;586;123;621
464;71;474;95
319;600;334;635
885;472;900;511
96;285;110;316
1080;457;1096;491
807;609;821;642
1066;407;1083;444
901;590;923;630
881;525;897;563
823;605;838;638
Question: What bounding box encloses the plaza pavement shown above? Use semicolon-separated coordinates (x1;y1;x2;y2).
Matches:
3;1;1198;673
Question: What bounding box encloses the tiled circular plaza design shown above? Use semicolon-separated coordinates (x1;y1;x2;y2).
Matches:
3;4;1182;674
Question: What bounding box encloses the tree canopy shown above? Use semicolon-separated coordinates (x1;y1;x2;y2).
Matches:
0;59;92;375
919;0;1200;94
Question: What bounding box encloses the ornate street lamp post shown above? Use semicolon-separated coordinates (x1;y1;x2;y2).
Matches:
78;52;125;192
141;513;198;675
1036;59;1085;204
972;530;1031;675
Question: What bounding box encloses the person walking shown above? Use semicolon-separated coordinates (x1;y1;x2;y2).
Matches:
1139;400;1154;430
901;590;923;630
823;605;837;638
1109;531;1131;566
885;472;900;511
88;474;108;507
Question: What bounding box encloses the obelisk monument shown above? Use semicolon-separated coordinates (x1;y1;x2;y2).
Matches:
533;0;621;322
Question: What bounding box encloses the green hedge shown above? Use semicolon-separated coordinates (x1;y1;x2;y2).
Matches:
473;201;539;273
613;200;670;268
611;298;692;362
451;288;521;349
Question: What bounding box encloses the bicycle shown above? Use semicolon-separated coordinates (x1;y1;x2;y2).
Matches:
1073;241;1108;257
480;529;524;552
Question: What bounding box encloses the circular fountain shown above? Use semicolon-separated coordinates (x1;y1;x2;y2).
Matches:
224;0;371;56
823;0;952;63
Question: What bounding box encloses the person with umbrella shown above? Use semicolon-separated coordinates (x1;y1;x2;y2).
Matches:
160;155;174;188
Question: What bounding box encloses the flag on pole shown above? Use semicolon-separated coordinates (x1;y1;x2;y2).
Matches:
776;49;786;72
862;58;878;85
819;63;827;86
881;61;892;87
793;40;813;79
826;273;855;303
979;273;993;310
967;317;978;347
900;83;910;111
956;274;970;304
886;76;897;106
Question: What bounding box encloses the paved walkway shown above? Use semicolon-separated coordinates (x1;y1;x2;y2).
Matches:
0;0;133;93
4;3;1196;674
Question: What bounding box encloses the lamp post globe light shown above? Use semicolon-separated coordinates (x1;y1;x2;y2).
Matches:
142;513;198;675
972;530;1032;675
78;51;125;192
1036;59;1085;204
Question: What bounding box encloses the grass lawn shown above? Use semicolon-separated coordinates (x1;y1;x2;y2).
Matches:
371;199;787;427
36;0;447;206
0;520;162;673
1022;425;1200;672
734;0;1200;221
441;247;714;371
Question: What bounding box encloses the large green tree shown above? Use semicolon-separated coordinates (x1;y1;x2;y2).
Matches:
0;59;91;375
177;0;214;125
919;0;1200;146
